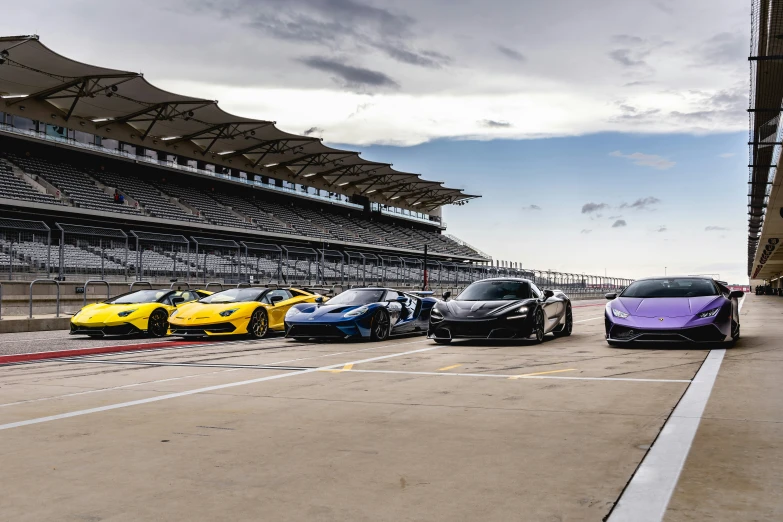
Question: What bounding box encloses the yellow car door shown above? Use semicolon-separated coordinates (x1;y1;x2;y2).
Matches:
263;289;295;329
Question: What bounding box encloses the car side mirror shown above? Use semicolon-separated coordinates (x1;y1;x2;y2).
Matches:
442;291;451;301
315;296;324;304
171;297;185;306
729;290;744;299
605;293;617;300
543;289;554;299
270;295;284;305
396;295;408;303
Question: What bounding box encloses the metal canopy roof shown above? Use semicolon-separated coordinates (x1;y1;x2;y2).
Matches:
748;1;783;280
0;35;478;213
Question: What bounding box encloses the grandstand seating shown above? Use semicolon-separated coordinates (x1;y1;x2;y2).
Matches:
2;152;140;215
0;160;63;206
89;169;203;223
0;141;485;260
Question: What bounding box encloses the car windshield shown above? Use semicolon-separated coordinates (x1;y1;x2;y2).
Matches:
456;280;530;301
621;278;719;298
328;289;385;306
108;290;169;304
200;289;263;304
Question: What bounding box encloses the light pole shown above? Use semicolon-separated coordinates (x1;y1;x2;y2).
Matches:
665;266;667;276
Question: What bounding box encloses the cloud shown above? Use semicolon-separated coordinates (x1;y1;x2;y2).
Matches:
609;48;649;68
480;119;512;128
299;56;399;89
582;202;609;214
609;151;675;170
612;219;627;228
718;152;735;158
705;226;729;231
496;44;525;62
303;126;324;136
655;225;667;233
608;215;622;220
612;34;646;45
522;204;541;211
620;196;661;211
374;43;451;68
697;32;746;68
580;229;592;234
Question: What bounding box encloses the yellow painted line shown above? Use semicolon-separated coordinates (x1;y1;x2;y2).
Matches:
437;364;462;372
322;363;354;373
508;368;577;379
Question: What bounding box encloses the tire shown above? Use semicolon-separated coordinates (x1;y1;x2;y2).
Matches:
148;308;169;338
731;320;740;342
553;305;573;337
532;308;545;343
369;309;391;342
248;307;270;339
434;338;452;345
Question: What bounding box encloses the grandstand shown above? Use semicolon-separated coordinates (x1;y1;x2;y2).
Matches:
0;35;488;288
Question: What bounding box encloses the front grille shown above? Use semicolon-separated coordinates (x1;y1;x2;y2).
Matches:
287;324;344;338
609;324;724;342
70;324;140;336
171;322;236;335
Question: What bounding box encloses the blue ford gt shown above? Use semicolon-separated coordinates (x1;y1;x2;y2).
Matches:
284;288;437;341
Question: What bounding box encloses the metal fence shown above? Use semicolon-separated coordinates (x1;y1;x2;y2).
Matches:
56;223;128;281
0;218;51;280
0;219;637;295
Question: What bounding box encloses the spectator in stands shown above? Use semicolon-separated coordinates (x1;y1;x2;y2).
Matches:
114;189;119;203
118;193;125;204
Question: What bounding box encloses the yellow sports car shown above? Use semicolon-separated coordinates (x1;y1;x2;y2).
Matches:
70;289;212;338
168;287;324;338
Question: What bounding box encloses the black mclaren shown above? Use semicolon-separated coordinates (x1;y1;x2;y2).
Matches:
427;278;573;343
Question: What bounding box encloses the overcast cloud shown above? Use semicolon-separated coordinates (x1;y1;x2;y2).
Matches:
0;0;748;146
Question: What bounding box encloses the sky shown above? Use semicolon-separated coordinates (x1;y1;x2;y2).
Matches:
0;0;750;282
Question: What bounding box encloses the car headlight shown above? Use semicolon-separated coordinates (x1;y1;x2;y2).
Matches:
506;305;529;320
286;307;302;318
344;306;369;318
516;305;529;314
219;308;239;317
170;309;179;318
611;308;629;318
117;309;137;317
430;308;444;321
72;308;83;317
697;307;720;318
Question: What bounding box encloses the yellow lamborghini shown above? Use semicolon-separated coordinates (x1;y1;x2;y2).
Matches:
168;287;324;339
70;289;212;338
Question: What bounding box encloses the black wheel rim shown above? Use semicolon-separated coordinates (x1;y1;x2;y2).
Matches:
149;311;166;336
535;310;544;341
251;309;268;337
374;312;390;339
565;308;573;334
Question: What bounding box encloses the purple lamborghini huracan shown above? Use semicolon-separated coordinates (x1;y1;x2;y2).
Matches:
604;276;744;345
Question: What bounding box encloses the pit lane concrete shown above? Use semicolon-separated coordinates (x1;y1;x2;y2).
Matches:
0;296;778;521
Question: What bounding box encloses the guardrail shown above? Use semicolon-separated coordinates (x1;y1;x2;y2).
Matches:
29;279;60;318
83;280;110;307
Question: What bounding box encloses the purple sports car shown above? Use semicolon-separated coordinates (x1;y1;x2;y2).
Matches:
605;277;743;345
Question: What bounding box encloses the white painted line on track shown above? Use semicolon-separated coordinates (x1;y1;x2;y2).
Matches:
0;339;425;409
323;368;691;383
0;340;433;431
607;295;745;521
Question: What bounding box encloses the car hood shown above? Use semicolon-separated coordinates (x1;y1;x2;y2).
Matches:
616;296;722;318
172;301;257;322
442;300;524;319
290;303;371;320
73;302;156;321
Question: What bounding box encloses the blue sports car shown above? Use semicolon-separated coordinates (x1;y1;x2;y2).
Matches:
284;288;437;341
